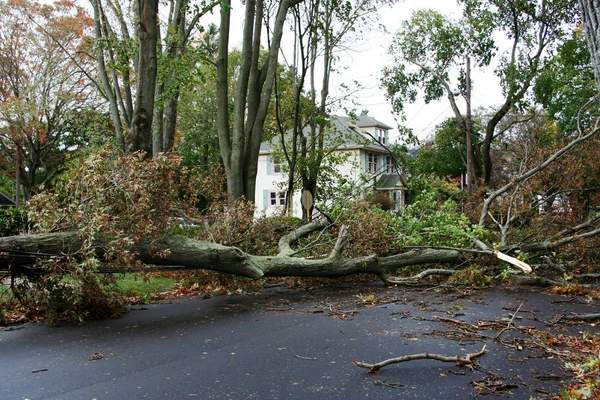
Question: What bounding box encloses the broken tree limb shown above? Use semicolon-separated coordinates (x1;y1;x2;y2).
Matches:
277;221;329;257
0;231;465;282
558;313;600;322
353;345;487;372
473;238;532;273
384;268;458;284
479;122;600;226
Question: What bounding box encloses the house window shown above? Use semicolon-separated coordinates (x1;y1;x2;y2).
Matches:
269;191;286;207
377;128;388;144
367;153;379;173
384;155;393;174
268;156;283;174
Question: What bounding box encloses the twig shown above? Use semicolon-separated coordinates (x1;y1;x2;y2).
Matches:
374;380;405;388
353;345;486;372
295;355;317;360
495;302;523;340
386;269;458;283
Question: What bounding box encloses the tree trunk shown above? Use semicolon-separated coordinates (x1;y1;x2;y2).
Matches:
216;0;233;194
152;82;165;156
465;56;475;192
579;0;600;91
217;0;302;202
126;0;159;156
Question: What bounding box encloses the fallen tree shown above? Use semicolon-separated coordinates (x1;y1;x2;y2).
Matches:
1;217;598;286
0;225;465;284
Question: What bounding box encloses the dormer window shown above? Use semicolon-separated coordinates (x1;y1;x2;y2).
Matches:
376;128;388;144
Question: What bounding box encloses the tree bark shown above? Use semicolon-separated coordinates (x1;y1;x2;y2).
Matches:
579;0;600;91
216;0;302;201
126;0;159;156
90;0;125;146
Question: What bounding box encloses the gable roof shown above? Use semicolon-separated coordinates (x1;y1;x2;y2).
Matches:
260;115;392;154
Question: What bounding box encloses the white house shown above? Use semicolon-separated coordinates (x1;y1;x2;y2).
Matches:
255;115;408;218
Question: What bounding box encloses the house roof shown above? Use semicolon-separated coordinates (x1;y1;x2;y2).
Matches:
260;115;391;154
375;174;406;190
344;115;393;130
0;192;15;207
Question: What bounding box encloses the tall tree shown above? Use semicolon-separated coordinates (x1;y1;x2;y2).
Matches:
152;1;220;156
216;0;303;201
126;0;159;155
534;26;598;134
89;0;217;155
176;24;222;169
89;0;134;146
0;0;98;200
460;0;576;185
286;0;392;217
384;2;576;187
382;9;493;189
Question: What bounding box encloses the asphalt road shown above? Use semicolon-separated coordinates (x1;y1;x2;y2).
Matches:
1;283;598;400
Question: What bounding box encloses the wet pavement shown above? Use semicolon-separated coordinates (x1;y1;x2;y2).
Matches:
1;283;599;399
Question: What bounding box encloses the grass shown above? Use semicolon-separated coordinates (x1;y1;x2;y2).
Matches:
114;273;178;296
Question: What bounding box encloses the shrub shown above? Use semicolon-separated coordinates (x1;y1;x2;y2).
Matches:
392;190;490;249
0;207;28;237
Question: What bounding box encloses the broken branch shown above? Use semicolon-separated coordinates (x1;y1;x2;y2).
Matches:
353;345;486;372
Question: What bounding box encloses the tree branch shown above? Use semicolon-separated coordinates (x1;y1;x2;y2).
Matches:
353;345;486;372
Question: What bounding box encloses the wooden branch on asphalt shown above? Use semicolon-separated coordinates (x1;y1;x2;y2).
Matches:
557;313;600;322
385;269;458;284
353;345;486;373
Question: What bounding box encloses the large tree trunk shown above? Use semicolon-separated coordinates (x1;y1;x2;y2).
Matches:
217;0;302;202
126;0;159;155
579;0;600;91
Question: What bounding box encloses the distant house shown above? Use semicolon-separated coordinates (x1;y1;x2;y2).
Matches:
255;115;408;218
0;192;15;208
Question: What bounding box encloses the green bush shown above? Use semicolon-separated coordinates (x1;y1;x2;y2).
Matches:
391;190;489;249
0;207;28;237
